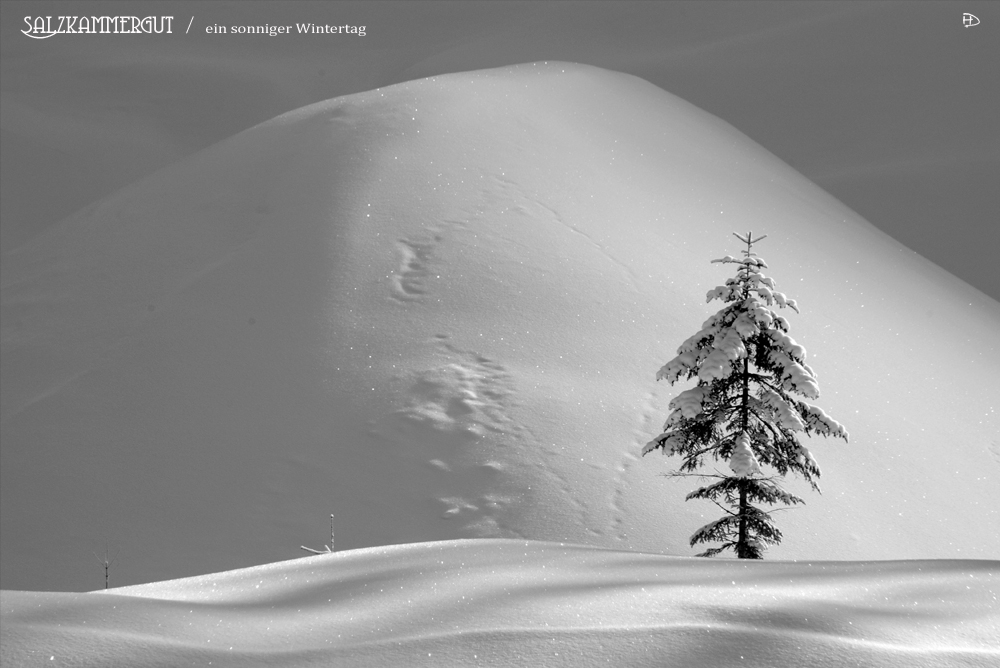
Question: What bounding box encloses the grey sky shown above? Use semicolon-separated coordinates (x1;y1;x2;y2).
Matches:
2;0;998;300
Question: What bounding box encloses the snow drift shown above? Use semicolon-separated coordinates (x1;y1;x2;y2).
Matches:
2;539;997;668
2;62;998;591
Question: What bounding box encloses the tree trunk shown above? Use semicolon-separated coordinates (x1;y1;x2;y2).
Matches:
735;234;757;559
738;480;748;558
737;349;751;558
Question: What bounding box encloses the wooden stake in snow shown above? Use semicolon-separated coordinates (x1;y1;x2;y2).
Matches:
301;514;335;555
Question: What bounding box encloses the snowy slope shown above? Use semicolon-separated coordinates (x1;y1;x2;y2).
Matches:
1;62;998;592
2;540;997;668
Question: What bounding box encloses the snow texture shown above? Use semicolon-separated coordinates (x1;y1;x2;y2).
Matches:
2;540;997;668
2;62;999;594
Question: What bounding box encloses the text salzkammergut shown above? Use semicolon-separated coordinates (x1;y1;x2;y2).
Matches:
22;15;174;38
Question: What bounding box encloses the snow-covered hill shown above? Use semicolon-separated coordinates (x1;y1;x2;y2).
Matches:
3;539;997;668
1;62;998;592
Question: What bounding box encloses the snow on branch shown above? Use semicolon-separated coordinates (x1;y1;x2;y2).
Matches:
758;388;806;431
767;348;819;399
711;255;737;264
668;385;712;418
729;432;762;477
769;330;807;364
798;402;850;440
642;430;687;456
698;348;736;381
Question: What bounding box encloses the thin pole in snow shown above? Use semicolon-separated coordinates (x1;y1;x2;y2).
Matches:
93;543;120;590
301;514;335;555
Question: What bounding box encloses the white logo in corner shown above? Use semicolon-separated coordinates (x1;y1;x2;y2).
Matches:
962;13;980;28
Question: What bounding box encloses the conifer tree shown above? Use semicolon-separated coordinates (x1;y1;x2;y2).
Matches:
643;232;848;558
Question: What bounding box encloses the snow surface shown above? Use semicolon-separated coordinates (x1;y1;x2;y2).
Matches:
1;63;999;597
3;539;997;668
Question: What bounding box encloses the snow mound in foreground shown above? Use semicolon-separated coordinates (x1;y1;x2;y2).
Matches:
2;540;997;668
2;61;998;591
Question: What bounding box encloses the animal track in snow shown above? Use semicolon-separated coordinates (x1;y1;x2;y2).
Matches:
390;237;438;301
394;351;513;439
989;439;1000;466
489;174;643;294
608;390;664;542
610;451;641;543
378;338;525;538
390;168;644;306
515;422;591;531
438;496;479;518
388;215;467;303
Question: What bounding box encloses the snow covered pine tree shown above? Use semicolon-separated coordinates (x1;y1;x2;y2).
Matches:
643;232;848;558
